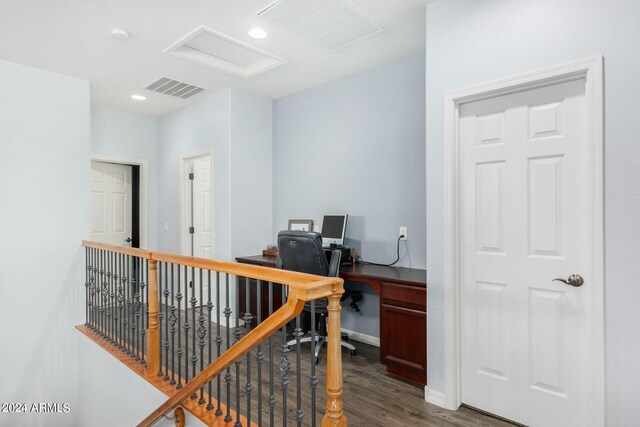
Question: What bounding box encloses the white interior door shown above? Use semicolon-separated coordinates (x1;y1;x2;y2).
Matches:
91;161;133;246
181;154;213;307
192;157;213;259
459;78;595;426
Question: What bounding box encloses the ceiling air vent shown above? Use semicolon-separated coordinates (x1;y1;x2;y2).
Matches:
145;77;206;99
257;0;384;50
165;26;286;79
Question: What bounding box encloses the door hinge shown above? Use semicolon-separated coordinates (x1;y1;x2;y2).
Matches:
189;227;195;234
188;173;194;180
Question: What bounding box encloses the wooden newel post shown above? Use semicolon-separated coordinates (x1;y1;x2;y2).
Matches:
146;259;160;375
322;291;348;427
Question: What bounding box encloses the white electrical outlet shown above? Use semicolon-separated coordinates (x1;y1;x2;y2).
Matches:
399;226;408;240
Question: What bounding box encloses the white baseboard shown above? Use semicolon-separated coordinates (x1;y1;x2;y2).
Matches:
340;328;380;347
424;386;446;408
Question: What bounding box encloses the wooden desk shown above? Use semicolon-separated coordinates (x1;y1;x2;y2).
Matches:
235;255;427;385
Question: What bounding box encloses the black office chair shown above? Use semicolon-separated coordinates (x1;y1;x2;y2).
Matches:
277;230;360;364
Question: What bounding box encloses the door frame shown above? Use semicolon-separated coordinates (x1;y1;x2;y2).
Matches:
91;155;149;248
442;57;604;422
179;150;214;257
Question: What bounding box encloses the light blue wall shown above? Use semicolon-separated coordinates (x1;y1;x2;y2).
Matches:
156;88;273;261
157;89;273;318
230;90;274;258
273;54;426;338
0;60;90;425
91;107;159;249
156;90;231;259
425;1;640;423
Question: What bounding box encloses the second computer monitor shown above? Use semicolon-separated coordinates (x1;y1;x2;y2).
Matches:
321;214;348;247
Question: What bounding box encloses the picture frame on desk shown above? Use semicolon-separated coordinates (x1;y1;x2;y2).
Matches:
287;219;313;232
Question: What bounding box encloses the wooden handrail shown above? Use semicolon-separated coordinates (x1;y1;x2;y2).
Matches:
83;240;348;427
137;290;307;427
82;241;339;300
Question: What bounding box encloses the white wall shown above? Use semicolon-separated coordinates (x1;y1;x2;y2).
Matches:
78;336;205;427
91;107;159;248
0;60;90;426
425;1;640;424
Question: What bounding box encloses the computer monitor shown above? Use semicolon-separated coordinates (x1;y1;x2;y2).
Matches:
321;214;348;247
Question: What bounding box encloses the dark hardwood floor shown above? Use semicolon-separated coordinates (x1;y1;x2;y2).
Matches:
106;302;515;426
335;341;515;427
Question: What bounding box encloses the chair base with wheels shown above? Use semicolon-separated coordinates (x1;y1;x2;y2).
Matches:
286;311;357;365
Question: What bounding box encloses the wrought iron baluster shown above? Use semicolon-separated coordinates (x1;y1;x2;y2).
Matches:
170;263;177;386
124;255;130;354
129;255;134;355
102;249;108;337
111;251;116;343
85;247;90;327
280;285;290;427
114;252;119;343
106;250;110;340
244;277;254;426
163;262;170;379
113;252;118;343
295;312;304;426
157;261;164;375
190;266;197;398
176;264;183;389
140;258;147;366
84;247;89;326
133;257;140;360
206;270;214;411
256;279;264;427
215;271;223;416
184;265;190;384
269;281;275;427
234;275;242;427
224;273;232;423
115;253;120;345
120;255;131;352
95;249;100;333
310;300;318;427
88;248;94;329
125;255;131;353
99;249;105;336
111;252;118;345
197;268;206;403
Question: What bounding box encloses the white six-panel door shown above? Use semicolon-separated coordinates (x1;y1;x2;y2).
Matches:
90;161;133;246
192;157;213;259
182;154;213;307
459;78;593;426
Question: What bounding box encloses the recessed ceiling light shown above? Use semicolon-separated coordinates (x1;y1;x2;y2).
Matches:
131;94;146;101
111;28;130;41
248;27;268;39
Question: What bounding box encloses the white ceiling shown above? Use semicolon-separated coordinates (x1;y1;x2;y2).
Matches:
0;0;430;117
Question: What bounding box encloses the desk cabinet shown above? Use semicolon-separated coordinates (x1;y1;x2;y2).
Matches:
380;282;427;384
235;255;427;385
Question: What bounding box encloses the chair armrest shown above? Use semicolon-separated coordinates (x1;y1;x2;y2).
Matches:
328;249;342;278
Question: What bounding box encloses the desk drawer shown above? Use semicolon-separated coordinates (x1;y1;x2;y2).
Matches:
382;282;426;311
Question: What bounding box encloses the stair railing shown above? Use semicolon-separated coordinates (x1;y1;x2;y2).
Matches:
79;241;347;427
